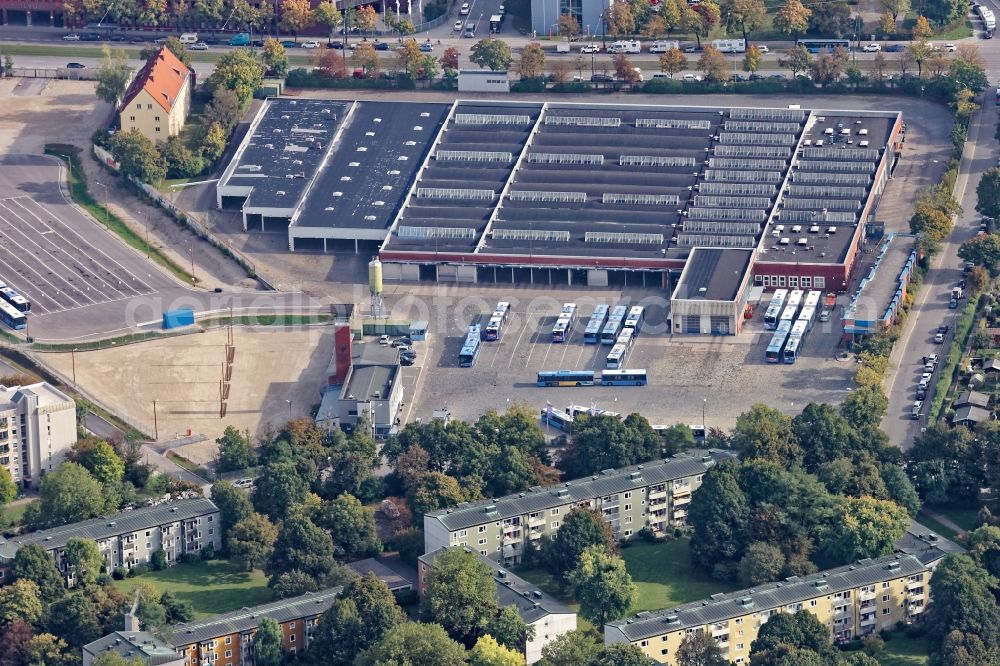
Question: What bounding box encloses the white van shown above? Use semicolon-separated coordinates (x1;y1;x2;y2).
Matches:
649;40;679;53
179;32;199;44
608;40;641;54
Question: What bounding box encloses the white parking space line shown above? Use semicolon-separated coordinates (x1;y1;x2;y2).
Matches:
16;197;157;294
0;251;56;314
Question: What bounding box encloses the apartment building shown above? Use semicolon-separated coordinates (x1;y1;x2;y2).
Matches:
0;498;221;584
0;381;77;488
83;631;184;666
424;450;734;565
605;549;951;665
418;546;577;664
119;46;192;143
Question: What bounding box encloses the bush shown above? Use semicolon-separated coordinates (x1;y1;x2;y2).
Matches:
356;475;388;503
150;549;167;571
637;527;661;543
285;68;413;90
511;77;546;93
179;552;199;564
130;563;150;577
200;544;216;560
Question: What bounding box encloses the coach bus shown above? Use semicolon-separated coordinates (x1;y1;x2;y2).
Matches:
803;290;821;311
784;320;809;364
605;329;636;370
600;369;648;386
540;407;574;433
484;301;511;341
0;287;30;313
584;304;610;344
459;324;482;367
797;306;817;332
601;305;628;344
0;300;26;330
536;370;596;387
796;38;851;53
765;321;792;363
623;306;646;334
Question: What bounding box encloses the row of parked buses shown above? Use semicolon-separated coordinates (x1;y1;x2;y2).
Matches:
764;289;822;364
458;301;512;367
0;281;30;330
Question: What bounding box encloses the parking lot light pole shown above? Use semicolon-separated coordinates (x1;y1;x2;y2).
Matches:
95;179;110;229
702;396;707;429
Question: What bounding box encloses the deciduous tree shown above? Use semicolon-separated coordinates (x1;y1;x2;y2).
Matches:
265;514;339;589
732;404;801;465
537;628;602;666
64;538;103;587
840;384;889;431
925;554;1000;651
314;0;342;42
959;234;1000;271
545;507;616;578
743;44;762;72
279;0;314;36
25;462;105;530
470;635;525;666
261;38;289;77
0;579;44;626
352;42;380;77
912;14;933;40
569;546;637;627
356;622;468;665
422;548;499;642
557;13;580;36
977;169;1000;220
880;0;909;21
516;43;546;79
720;0;766;40
659;47;688;78
614;53;641;82
95;44;133;106
308;572;406;665
46;593;101;648
254;617;284;666
689;461;749;572
738;541;786;586
206;49;265;109
470;38;513;70
440;46;460;70
316;493;380;557
228;513;278;571
698;45;729;82
253;460;308;520
675;629;728;666
773;0;811;36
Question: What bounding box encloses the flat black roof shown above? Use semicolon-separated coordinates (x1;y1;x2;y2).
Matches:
223;98;349;210
294;101;450;231
673;248;752;301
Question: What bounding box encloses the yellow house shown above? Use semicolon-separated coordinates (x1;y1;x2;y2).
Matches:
119;46;191;144
605;550;949;665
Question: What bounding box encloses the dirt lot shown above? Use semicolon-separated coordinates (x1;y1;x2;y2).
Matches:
40;326;333;442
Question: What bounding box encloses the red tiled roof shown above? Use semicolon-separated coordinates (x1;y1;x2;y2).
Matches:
121;46;190;113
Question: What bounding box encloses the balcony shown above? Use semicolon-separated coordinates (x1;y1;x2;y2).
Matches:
859;600;875;611
649;488;666;500
649;497;667;508
528;528;543;540
527;514;545;527
859;615;876;626
673;495;692;507
672;508;688;520
503;532;521;544
858;588;876;601
908;591;925;601
906;580;923;590
672;484;691;497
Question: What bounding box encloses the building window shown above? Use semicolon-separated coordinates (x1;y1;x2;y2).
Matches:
136;103;141;108
479;538;487;545
225;637;231;645
129;116;135;121
801;276;812;288
289;623;295;629
625;516;632;524
778;275;786;287
641;640;648;647
788;276;799;288
661;648;669;656
814;277;825;288
479;526;487;533
882;582;890;589
551;508;559;516
155;127;161;133
147;103;152;109
155;116;160;121
810;600;817;607
737;643;744;650
882;608;891;615
290;635;296;642
624;492;631;499
225;651;231;658
882;595;890;602
551;521;560;529
624;504;631;511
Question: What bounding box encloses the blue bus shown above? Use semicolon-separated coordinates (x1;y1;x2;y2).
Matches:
797;306;817;332
796;38;851;53
765;321;792;363
623;306;645;334
537;370;596;387
783;320;808;364
606;328;636;370
584;304;610;344
0;287;30;313
600;369;648;386
601;305;628;344
803;290;822;311
459;324;481;367
0;300;26;330
484;301;511;341
541;407;574;432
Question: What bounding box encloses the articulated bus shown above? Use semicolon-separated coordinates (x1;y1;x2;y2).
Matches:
606;329;636;369
540;407;574;433
537;370;596;387
552;317;572;343
601;305;628;344
763;304;783;330
765;321;792;363
600;369;648;386
796;38;851;53
459;324;482;367
779;304;798;326
0;300;26;330
584;304;610;344
566;404;621;417
1;288;30;313
797;306;817;331
783;335;802;364
623;306;645;334
484;302;511;341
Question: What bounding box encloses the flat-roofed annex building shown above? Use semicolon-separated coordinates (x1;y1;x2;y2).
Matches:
418;546;577;664
0;497;221;585
0;381;76;488
424;450;734;566
671;248;755;335
605;548;952;665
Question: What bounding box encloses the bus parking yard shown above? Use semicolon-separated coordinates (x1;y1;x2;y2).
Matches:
406;286;854;430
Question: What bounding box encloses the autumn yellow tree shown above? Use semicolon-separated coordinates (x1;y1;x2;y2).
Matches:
556;13;580;36
878;11;895;36
699;45;729;81
353;41;379;76
659;47;687;78
743;44;762;73
912;14;933;41
354;5;378;33
515;43;546;79
279;0;314;37
773;0;811;37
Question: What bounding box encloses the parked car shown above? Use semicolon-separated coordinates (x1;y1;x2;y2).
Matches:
62;33;81;41
912;400;923;419
924;354;939;364
986;29;994;39
329;41;345;49
460;2;470;14
280;40;297;48
396;344;412;354
755;44;769;52
392;337;413;347
580;43;601;53
419;41;434;52
379;335;390;345
400;356;415;366
862;43;881;52
944;42;957;51
591;73;613;82
79;32;101;41
301;40;321;48
682;44;700;52
189;41;209;50
885;44;905;52
949;298;959;309
682;73;703;81
375;41;390;50
818;309;831;322
66;62;86;69
934;332;945;343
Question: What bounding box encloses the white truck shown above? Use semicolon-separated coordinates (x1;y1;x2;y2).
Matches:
978;4;996;30
649;39;680;53
711;38;746;53
555;38;570;52
608;40;641;54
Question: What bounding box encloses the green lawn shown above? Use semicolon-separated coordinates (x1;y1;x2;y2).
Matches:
517;539;737;624
114;559;274;619
1;500;35;529
916;510;960;541
876;633;930;666
940;507;980;532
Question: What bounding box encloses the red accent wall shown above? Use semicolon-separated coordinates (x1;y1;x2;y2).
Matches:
330;323;351;386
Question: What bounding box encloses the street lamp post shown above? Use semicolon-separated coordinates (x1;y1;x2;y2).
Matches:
286;399;292;417
94;179;110;229
702;396;707;429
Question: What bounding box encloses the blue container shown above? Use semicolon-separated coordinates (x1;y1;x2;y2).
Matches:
162;308;195;329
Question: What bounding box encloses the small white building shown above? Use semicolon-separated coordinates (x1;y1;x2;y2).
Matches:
458;69;510;93
0;381;77;488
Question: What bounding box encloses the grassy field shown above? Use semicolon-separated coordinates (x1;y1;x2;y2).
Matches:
1;501;35;529
517;539;737;624
939;507;980;531
916;510;960;541
114;559;274;619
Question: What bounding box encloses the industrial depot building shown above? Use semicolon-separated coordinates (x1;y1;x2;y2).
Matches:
217;98;903;334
